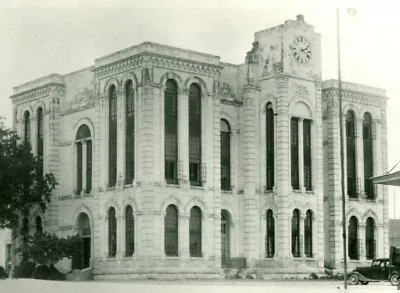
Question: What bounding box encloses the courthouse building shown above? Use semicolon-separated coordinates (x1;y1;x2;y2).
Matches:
9;15;389;279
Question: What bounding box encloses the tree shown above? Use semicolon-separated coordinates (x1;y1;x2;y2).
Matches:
0;119;58;230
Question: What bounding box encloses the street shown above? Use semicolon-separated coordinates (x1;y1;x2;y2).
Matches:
0;279;397;293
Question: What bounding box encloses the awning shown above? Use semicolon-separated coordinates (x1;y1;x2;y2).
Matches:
372;170;400;186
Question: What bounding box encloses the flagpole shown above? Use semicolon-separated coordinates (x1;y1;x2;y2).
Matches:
337;7;348;290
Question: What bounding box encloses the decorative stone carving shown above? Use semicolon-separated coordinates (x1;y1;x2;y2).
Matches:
294;84;309;98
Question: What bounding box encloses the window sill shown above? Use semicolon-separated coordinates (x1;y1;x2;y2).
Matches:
106;186;116;191
190;185;204;190
165;256;180;259
221;190;233;194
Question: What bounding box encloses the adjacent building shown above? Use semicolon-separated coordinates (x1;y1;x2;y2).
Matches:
9;15;389;279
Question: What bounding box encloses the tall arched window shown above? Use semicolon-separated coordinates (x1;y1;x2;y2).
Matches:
125;205;135;256
265;209;275;258
165;204;178;256
291;118;299;190
125;80;135;184
109;85;118;187
23;111;31;144
164;80;178;184
348;216;359;260
22;217;29;261
346;110;357;198
266;103;274;190
189;206;202;257
304;210;313;257
108;207;117;257
37;107;44;177
291;209;300;258
189;83;202;186
366;217;375;259
363;113;374;199
220;119;231;191
75;124;92;194
35;216;43;235
303;119;312;191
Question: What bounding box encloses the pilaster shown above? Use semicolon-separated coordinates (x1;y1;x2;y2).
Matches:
178;89;189;187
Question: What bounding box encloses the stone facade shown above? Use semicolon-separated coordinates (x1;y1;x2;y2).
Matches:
9;15;388;279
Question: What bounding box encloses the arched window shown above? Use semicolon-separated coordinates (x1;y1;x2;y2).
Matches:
366;217;375;259
37;107;44;177
125;80;135;184
348;216;359;260
265;209;275;258
304;210;313;257
189;83;202;186
75;124;92;195
220;119;231;191
165;204;178;256
23;111;31;144
109;85;118;187
291;118;299;190
291;209;300;258
189;206;202;257
22;217;29;261
266;103;274;190
35;216;43;235
164;80;178;184
125;205;135;256
363;113;374;199
303;119;312;191
346;110;357;198
108;207;117;257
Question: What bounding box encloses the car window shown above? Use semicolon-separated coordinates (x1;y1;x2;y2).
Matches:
372;260;380;267
380;261;385;268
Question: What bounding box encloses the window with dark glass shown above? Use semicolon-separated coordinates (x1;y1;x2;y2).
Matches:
35;216;43;235
291;209;300;258
348;216;359;260
220;119;231;191
23;111;31;144
37;107;44;178
265;209;275;258
76;125;92;194
363;113;374;199
165;204;178;256
189;206;202;257
291;118;299;190
125;80;135;184
266;103;274;190
304;210;313;257
346;111;357;198
303;119;312;191
125;205;135;256
108;207;117;257
109;85;118;187
366;217;375;260
189;83;202;186
164;80;178;184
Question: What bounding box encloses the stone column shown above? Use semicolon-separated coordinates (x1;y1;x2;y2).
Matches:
242;79;260;266
299;214;305;258
298;118;304;192
178;89;189;187
31;116;38;156
117;215;125;260
359;224;366;261
275;75;291;258
179;214;190;259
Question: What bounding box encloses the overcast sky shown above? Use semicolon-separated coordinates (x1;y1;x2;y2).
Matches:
1;0;400;213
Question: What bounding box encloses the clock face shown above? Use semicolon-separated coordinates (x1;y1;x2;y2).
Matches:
291;36;312;63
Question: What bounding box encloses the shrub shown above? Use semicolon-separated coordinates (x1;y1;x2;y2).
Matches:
0;266;7;279
30;264;65;280
13;261;36;278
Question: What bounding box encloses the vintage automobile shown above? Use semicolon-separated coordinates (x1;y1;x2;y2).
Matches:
348;258;400;286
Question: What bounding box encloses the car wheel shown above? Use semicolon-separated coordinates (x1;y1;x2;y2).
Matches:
348;274;359;285
390;274;400;286
360;281;369;285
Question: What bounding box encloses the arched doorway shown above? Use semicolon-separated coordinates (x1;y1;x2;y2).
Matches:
221;210;231;267
72;212;91;270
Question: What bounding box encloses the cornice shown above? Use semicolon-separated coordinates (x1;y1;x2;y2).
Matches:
92;52;223;80
322;88;387;107
10;83;65;104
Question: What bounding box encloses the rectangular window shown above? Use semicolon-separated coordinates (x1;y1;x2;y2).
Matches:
291;118;299;190
86;141;92;193
221;131;231;190
109;93;118;188
189;87;202;186
125;102;135;184
303;119;312;191
164;88;178;184
77;142;82;194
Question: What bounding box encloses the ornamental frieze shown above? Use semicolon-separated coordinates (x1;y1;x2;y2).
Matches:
11;84;65;105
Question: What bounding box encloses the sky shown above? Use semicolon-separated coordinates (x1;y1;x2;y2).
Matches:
1;0;400;214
